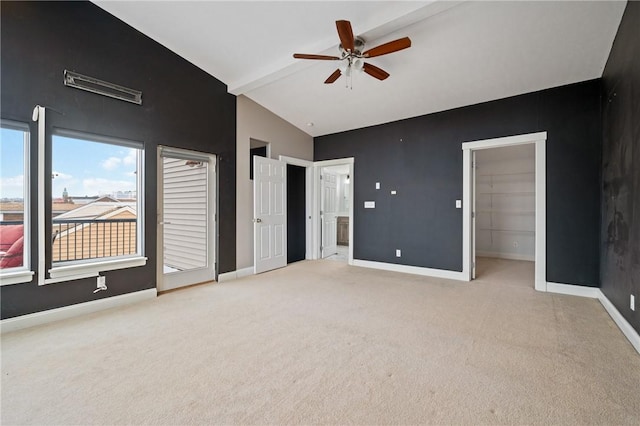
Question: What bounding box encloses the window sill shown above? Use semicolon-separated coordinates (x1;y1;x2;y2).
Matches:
44;256;147;284
0;270;35;286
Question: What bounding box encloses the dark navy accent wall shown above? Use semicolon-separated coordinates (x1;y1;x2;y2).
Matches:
315;80;602;287
1;1;236;319
287;164;306;264
601;0;640;334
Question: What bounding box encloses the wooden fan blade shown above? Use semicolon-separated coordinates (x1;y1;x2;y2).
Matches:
293;53;341;60
324;69;342;84
336;20;355;52
363;63;390;81
363;37;411;58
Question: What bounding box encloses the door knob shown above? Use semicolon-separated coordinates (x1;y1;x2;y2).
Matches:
255;218;262;223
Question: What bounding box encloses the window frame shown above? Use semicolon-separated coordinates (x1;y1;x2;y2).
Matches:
39;125;146;285
0;119;34;286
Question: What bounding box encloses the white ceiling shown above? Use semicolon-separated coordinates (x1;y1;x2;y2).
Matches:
93;1;626;137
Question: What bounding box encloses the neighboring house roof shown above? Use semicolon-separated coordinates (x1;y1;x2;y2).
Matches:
0;202;26;214
55;202;136;220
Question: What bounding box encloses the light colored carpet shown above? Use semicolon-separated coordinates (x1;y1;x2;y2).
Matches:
2;258;639;425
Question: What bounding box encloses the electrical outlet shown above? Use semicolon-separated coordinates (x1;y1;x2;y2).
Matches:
396;249;401;257
513;241;519;248
376;182;380;189
97;275;106;288
631;295;635;311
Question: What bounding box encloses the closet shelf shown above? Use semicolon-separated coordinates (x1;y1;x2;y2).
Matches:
477;171;534;177
477;209;535;215
477;228;535;234
477;191;535;195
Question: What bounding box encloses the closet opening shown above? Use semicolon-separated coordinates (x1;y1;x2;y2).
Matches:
474;144;535;286
462;131;546;291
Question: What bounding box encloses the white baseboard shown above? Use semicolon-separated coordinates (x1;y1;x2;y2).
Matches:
597;290;640;355
546;282;639;355
237;266;254;278
0;288;157;334
352;259;467;281
217;271;236;282
477;251;534;262
546;282;600;298
218;266;254;283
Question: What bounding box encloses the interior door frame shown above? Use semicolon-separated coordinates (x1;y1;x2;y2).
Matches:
278;156;354;265
156;146;217;291
279;156;313;260
462;132;546;291
314;158;354;264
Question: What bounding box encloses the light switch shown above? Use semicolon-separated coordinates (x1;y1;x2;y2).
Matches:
456;200;462;209
391;190;397;195
364;201;375;209
375;182;380;189
396;249;401;257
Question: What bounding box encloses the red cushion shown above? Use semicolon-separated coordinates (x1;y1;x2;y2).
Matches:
0;225;24;251
0;236;24;268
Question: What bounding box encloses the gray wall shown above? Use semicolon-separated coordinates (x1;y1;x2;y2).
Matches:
315;79;602;287
601;0;640;334
236;96;312;271
0;1;236;319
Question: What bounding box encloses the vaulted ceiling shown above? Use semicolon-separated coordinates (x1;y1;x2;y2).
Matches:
94;1;626;137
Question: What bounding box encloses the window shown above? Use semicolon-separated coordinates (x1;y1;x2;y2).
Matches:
0;120;32;285
46;130;146;280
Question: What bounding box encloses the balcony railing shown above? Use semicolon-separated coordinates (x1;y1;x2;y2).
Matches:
52;218;137;263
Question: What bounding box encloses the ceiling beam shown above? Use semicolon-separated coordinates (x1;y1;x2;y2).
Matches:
227;1;465;95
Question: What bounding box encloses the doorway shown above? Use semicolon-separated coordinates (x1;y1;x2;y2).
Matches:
287;163;306;264
157;146;216;292
462;132;547;291
474;144;535;284
320;164;351;262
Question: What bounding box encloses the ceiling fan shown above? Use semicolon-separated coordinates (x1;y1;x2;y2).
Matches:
293;20;411;85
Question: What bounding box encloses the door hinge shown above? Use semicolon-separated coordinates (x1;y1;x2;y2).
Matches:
472;212;475;218
320;175;323;180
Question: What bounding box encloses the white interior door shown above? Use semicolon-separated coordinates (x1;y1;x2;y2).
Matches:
321;170;338;258
254;156;287;274
158;147;216;292
472;151;477;279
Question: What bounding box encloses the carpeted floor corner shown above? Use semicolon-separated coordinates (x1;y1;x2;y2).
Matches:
2;258;639;425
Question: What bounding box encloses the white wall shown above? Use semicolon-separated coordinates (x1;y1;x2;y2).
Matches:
236;96;313;270
475;144;535;261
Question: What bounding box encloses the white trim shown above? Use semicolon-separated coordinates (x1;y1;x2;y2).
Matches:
217;271;237;282
476;252;535;262
462;132;547;150
0;270;35;286
0;288;157;334
462;132;547;291
34;106;46;286
217;266;254;283
236;266;254;278
279;155;312;168
462;149;472;281
546;282;600;298
46;256;147;282
597;290;640;355
353;259;467;281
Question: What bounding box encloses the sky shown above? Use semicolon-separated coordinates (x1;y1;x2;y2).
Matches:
1;128;138;200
